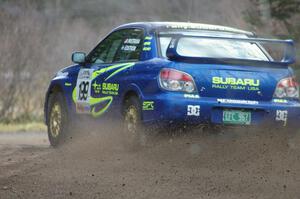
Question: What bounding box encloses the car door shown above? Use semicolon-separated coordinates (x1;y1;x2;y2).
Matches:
74;28;144;118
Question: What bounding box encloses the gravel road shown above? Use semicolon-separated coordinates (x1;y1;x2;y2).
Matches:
0;127;300;199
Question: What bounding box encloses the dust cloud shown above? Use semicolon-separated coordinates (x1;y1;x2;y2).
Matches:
1;122;300;198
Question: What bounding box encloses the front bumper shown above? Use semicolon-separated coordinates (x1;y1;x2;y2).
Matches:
142;93;300;128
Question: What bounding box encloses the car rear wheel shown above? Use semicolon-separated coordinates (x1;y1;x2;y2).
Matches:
47;92;69;147
123;96;146;147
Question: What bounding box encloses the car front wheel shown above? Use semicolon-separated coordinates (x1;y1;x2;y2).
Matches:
47;92;69;147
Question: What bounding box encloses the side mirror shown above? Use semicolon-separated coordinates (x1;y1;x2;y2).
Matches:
72;52;86;64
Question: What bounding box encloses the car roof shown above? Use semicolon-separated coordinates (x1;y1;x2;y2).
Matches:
115;22;255;36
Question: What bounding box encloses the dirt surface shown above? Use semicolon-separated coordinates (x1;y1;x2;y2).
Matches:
0;127;300;199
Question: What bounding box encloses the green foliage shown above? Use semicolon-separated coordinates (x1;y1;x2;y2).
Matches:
245;0;300;42
267;0;300;21
244;0;300;69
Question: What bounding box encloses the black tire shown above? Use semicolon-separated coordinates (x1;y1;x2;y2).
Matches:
123;96;147;147
46;92;70;147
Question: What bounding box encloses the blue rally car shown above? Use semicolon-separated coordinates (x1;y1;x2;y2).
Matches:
44;22;300;146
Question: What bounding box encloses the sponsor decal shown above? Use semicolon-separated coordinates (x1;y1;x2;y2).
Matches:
144;36;153;40
184;94;200;99
92;81;101;94
187;105;200;116
143;47;151;51
212;77;260;86
273;99;288;103
92;81;119;96
217;99;259;105
143;36;152;51
143;101;154;111
166;24;242;33
276;110;288;126
102;83;119;95
64;82;72;87
124;38;141;44
121;45;137;51
78;69;92;79
212;77;260;91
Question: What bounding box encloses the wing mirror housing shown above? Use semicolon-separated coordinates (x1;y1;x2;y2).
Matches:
72;52;86;64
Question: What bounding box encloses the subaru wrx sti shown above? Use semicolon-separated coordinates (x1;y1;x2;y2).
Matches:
44;22;300;146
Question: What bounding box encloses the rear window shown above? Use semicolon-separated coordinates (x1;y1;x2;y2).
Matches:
159;32;269;61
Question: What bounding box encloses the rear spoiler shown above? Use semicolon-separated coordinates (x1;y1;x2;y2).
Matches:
166;35;296;67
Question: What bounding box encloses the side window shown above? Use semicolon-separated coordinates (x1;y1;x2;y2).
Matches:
87;30;125;64
113;29;144;62
87;28;144;64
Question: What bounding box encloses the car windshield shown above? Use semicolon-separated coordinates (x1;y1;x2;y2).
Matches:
159;32;269;61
